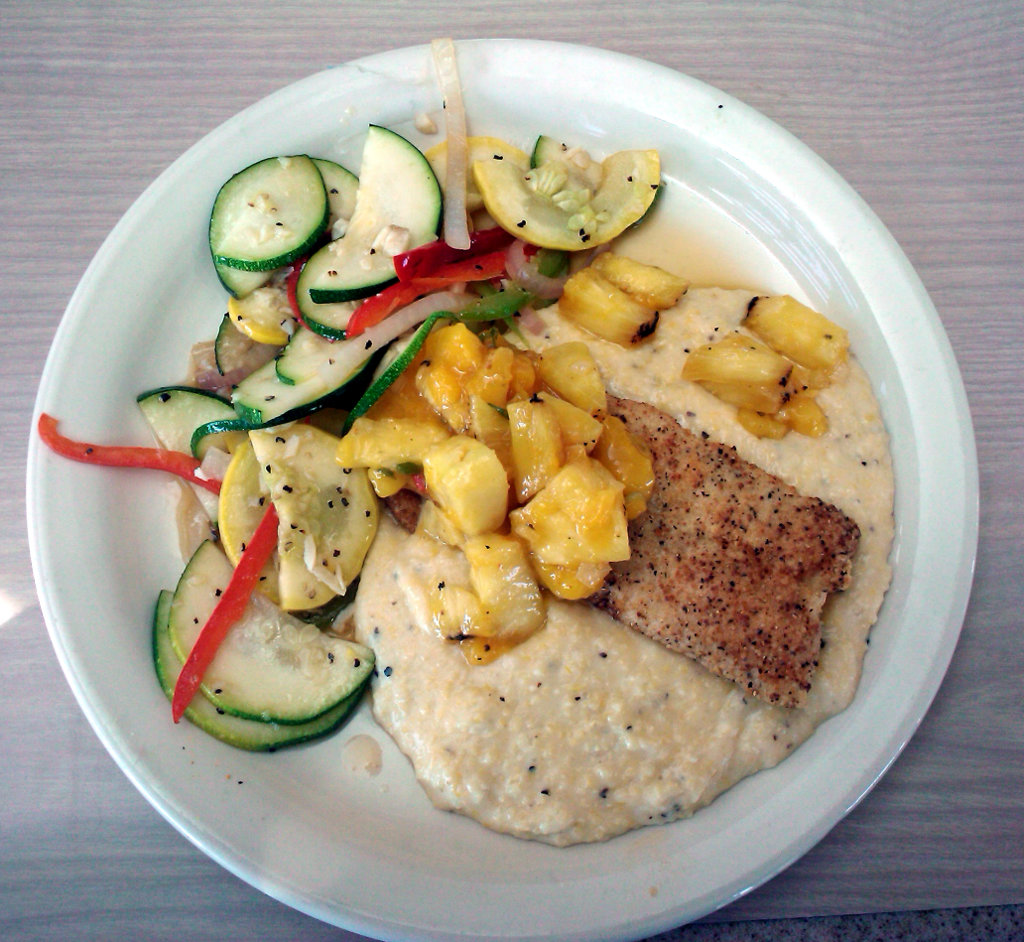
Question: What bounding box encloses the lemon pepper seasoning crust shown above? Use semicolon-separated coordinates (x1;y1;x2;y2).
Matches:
591;397;860;708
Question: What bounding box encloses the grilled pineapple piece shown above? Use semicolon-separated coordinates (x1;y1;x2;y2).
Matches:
422;435;508;537
507;398;564;503
537;342;607;417
683;333;793;413
510;458;629;566
591;252;689;309
736;408;789;440
591;414;655;520
559;267;659;346
777;393;829;437
744;295;849;372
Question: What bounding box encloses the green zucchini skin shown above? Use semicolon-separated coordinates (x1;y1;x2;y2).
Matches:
209;154;329;272
152;591;367;751
167;540;375;725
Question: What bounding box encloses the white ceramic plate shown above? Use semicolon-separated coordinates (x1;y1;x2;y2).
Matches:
27;40;977;941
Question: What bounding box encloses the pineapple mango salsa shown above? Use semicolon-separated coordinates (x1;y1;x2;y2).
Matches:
332;246;848;664
334;318;654;663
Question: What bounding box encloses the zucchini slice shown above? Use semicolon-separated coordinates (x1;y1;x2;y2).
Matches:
137;386;241;459
250;424;378;600
213;312;280;381
313;158;359;236
299;126;441;314
210;154;328;272
473;145;661;251
152;591;365;751
215;261;275;299
168;540;374;724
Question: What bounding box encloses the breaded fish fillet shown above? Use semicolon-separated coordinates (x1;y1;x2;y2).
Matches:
591;397;860;708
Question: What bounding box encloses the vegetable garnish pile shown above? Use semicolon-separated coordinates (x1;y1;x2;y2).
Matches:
39;42;850;752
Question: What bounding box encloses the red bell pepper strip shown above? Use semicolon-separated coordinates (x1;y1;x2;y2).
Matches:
393;226;513;282
344;249;510;338
37;413;221;495
171;502;279;722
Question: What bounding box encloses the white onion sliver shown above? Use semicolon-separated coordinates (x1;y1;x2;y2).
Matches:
431;38;471;251
505;240;568;300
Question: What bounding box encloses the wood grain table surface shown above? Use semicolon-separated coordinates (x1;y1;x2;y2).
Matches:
3;2;1022;939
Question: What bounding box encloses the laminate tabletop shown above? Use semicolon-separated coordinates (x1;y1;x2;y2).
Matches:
3;3;1022;940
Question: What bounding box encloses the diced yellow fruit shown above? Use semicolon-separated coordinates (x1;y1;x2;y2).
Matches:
463;535;546;641
507;398;565;504
416;499;466;547
683;333;793;413
778;393;829;437
413;322;491;432
422;435;509;537
591;252;689;309
426;582;492;641
533;558;611;600
744;295;849;371
508;349;542;400
469;395;514;477
559;267;659;346
538;392;604;452
736;408;789;439
464;345;514;408
336;416;450;469
226;285;295;346
367;467;409;498
591;414;655;520
537;342;607;417
366;349;440;425
789;362;835;393
510;459;629;566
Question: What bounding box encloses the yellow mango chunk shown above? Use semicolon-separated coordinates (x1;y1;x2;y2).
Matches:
510;459;629;566
591;414;655;520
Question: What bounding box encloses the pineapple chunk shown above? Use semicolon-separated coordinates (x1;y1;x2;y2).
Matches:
778;393;829;437
415;322;489;432
510;459;629;566
736;408;789;440
682;333;793;413
507;398;564;504
508;348;542;400
537;342;607;417
417;499;466;547
789;361;836;393
538;392;604;452
422;435;509;537
469;394;514;476
591;252;689;309
463;535;546;641
744;295;849;372
464;345;514;408
336;416;449;470
533;558;610;600
426;581;492;640
559;267;659;346
591;414;655;520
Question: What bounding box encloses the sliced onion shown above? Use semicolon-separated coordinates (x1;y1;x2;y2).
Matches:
505;240;568;299
432;38;471;250
516;305;547;335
